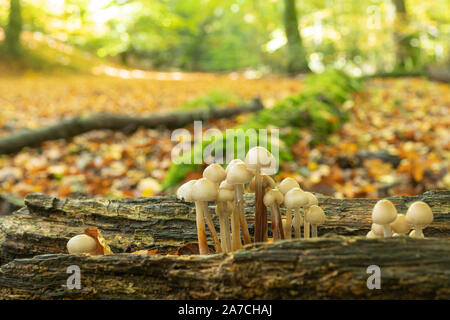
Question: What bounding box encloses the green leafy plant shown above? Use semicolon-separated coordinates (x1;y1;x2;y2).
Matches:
162;69;362;189
181;89;243;110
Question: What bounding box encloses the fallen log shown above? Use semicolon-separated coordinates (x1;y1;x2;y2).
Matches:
0;98;264;155
0;237;448;299
0;190;448;266
426;66;450;83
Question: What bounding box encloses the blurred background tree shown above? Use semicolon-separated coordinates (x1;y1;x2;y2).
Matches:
2;0;22;57
0;0;448;74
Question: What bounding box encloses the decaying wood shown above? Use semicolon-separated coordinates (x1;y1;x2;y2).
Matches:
0;237;448;299
0;98;263;155
0;190;448;266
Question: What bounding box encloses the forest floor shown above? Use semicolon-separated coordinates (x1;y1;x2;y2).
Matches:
0;73;448;201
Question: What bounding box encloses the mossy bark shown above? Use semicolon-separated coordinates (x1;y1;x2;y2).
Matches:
0;190;448;299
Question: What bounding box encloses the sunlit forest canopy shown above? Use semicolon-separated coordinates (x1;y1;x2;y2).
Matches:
0;0;449;75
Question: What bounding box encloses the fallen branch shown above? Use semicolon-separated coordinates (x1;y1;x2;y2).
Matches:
0;98;264;155
0;237;448;299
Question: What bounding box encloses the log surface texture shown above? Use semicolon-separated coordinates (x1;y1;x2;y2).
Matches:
0;190;448;299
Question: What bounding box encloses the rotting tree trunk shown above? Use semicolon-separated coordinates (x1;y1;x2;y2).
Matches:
0;190;448;299
0;98;263;155
0;237;449;299
0;190;448;265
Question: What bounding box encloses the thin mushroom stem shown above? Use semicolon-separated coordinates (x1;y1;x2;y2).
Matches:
311;224;318;238
217;202;230;253
195;201;209;255
270;204;279;240
224;202;232;252
275;205;285;240
201;201;222;252
304;207;310;239
413;227;424;238
254;168;266;243
382;224;392;237
284;208;292;239
231;191;242;251
293;208;301;238
238;184;251;244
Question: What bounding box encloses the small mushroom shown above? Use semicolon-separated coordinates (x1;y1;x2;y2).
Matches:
371;223;385;237
216;181;234;252
191;178;222;254
176;180;196;201
366;230;381;238
305;205;326;238
371;199;398;237
226;162;252;249
408;229;423;238
245;146;277;243
67;234;97;255
278;178;300;239
203;163;226;185
263;188;285;240
405;201;433;238
284;188;308;239
303;192;318;239
177;180;209;254
390;214;410;236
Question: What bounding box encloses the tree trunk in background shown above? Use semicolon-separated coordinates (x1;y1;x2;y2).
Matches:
4;0;22;57
283;0;309;74
392;0;417;71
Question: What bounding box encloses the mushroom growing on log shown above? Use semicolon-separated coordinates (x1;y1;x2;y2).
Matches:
0;190;448;266
0;237;449;299
245;146;277;243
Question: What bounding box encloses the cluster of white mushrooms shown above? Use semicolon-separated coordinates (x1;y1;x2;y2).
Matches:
176;146;327;254
368;199;434;238
65;147;436;257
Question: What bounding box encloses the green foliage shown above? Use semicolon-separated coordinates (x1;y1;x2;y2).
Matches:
181;90;243;110
162;69;362;189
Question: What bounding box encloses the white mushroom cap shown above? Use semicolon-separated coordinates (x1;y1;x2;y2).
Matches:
203;163;226;183
304;192;318;207
217;188;234;202
67;234;97;254
366;230;381;238
219;180;234;191
372;199;398;225
409;229;424;238
405;201;433;228
284;188;309;209
245;146;277;175
371;223;385;237
390;214;410;234
225;159;244;174
263;188;284;206
191;178;218;202
226;162;252;185
176;180;196;202
248;175;276;192
278;177;300;195
305;205;326;225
